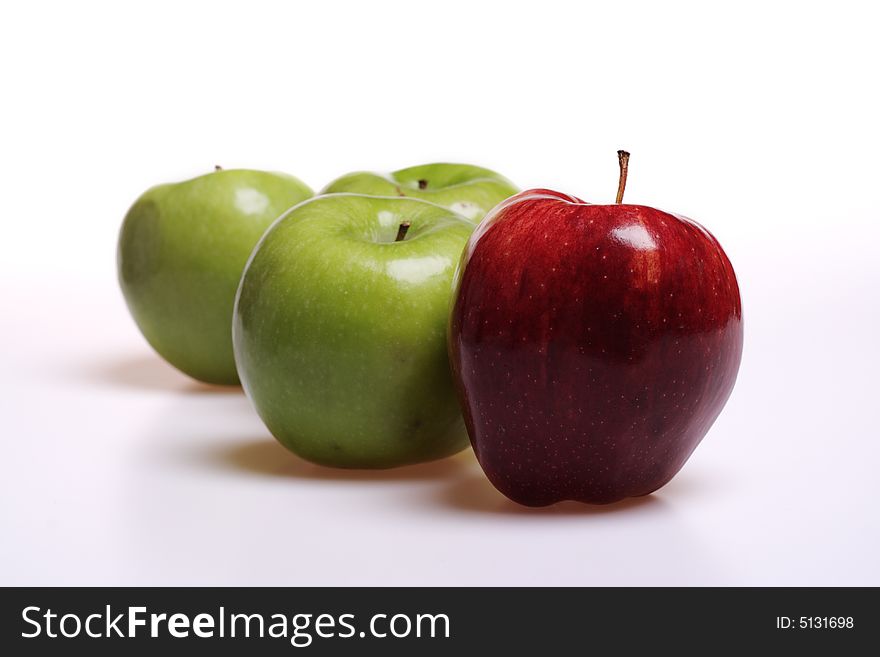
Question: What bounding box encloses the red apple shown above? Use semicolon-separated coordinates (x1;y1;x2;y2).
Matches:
448;152;743;505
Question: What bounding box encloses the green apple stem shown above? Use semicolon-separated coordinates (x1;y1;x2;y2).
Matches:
615;150;630;204
417;179;428;190
395;221;412;242
214;165;223;171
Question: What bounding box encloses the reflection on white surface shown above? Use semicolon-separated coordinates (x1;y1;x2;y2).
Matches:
3;267;880;585
611;224;657;251
385;255;451;284
235;188;270;215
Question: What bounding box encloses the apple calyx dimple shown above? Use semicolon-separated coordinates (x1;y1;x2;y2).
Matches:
418;179;428;189
395;221;412;242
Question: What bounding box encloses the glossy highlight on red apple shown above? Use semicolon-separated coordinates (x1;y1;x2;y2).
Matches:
448;152;743;506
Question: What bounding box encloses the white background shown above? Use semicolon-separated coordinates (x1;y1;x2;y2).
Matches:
2;1;878;585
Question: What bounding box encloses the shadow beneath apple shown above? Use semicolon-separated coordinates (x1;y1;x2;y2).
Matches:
649;465;731;500
213;438;474;482
437;471;664;516
84;354;241;395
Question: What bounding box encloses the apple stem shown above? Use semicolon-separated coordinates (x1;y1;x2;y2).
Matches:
615;150;630;204
395;221;412;242
214;165;223;171
417;179;428;190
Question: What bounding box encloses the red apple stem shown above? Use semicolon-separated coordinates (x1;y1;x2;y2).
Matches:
395;221;412;242
615;150;630;204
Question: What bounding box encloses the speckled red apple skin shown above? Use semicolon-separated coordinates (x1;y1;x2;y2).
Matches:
449;189;743;506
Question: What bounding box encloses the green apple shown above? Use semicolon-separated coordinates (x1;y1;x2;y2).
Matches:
233;193;473;468
118;168;313;385
321;163;518;222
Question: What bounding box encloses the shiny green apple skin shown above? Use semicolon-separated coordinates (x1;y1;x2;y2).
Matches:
118;169;313;385
321;163;518;223
233;194;473;468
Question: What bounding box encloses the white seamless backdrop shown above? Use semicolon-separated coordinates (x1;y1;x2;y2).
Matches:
1;0;878;585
